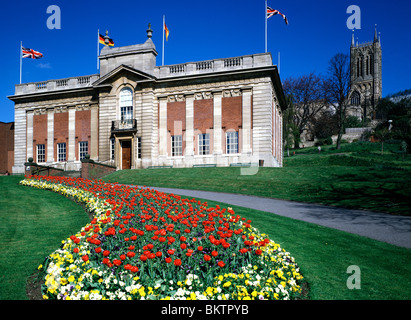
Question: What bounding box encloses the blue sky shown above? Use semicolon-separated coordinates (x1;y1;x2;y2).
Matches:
1;0;410;123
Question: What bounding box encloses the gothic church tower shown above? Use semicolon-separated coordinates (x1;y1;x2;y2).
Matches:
349;26;382;120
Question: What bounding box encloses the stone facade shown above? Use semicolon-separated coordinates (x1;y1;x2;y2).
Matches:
9;28;286;174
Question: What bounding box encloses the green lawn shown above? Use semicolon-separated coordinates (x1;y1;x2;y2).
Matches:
1;175;410;300
104;142;411;215
0;175;90;300
1;141;410;299
197;198;411;300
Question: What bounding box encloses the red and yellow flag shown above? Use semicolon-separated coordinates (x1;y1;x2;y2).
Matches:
164;23;169;41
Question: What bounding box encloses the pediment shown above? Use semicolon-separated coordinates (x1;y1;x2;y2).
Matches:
92;65;156;87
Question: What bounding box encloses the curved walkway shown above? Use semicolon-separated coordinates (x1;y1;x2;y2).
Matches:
139;186;411;249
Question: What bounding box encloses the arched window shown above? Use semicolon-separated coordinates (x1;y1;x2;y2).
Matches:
366;56;369;75
351;91;360;106
370;56;374;75
119;87;133;122
360;56;363;77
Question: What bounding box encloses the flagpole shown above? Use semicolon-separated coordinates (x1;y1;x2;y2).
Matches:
97;29;100;71
265;0;267;53
278;51;280;74
20;41;22;84
162;15;165;66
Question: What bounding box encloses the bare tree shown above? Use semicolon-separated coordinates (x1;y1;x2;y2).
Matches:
283;73;328;148
324;53;351;150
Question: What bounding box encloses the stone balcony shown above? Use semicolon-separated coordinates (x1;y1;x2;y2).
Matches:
111;119;137;134
14;74;100;96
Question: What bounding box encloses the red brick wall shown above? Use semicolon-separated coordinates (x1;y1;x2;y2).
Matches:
81;161;116;180
75;110;91;160
0;122;14;173
167;101;186;154
194;99;213;154
33;114;47;162
222;96;242;153
54;112;68;161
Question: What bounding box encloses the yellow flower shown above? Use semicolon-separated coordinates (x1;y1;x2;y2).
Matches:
206;287;214;296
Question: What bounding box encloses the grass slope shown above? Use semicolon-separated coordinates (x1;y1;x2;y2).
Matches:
0;176;90;300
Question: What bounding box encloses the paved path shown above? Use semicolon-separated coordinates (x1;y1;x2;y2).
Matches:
139;186;411;249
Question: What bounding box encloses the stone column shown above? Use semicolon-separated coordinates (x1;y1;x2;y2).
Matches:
212;90;223;155
185;93;194;157
68;107;76;162
12;108;27;173
90;104;99;160
47;108;54;163
158;96;168;157
242;88;252;154
26;111;34;160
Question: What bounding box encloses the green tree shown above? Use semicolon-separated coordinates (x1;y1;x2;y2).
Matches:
372;127;390;155
376;95;411;152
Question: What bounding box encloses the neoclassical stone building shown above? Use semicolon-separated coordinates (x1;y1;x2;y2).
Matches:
9;27;286;174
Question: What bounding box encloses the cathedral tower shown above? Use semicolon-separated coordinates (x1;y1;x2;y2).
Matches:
349;25;382;120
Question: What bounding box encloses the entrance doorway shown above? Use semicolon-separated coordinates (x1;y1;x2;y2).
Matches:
121;140;132;169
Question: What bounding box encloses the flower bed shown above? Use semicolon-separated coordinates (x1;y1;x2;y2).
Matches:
21;175;305;300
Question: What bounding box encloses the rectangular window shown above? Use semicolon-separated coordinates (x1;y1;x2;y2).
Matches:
57;143;66;162
121;106;133;121
198;133;210;155
110;138;115;161
137;137;142;159
37;144;45;163
79;141;88;160
226;131;238;154
172;135;183;157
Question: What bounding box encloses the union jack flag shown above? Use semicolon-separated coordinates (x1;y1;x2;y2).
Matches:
22;47;43;59
267;6;289;25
